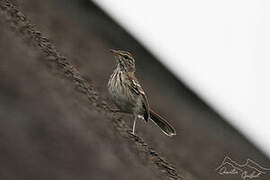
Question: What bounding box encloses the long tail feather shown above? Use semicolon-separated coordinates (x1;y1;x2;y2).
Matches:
150;109;176;136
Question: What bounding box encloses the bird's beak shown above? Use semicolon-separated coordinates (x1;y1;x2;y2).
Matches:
110;49;122;64
110;49;121;56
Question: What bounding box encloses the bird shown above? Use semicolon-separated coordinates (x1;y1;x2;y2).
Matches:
107;49;176;136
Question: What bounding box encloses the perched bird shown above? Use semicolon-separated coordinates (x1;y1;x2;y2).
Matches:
108;49;176;136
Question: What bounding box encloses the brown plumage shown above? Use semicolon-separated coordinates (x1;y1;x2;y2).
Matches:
108;49;176;136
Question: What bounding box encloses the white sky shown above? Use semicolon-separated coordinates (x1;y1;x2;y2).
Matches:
93;0;270;157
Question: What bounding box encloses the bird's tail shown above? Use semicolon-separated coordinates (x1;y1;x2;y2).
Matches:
150;109;176;136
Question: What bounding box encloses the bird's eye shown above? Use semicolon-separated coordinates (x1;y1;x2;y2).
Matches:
123;55;129;60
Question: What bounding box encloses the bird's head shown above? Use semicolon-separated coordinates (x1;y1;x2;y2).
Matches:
110;49;135;73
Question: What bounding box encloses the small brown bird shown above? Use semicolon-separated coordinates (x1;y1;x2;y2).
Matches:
108;49;176;136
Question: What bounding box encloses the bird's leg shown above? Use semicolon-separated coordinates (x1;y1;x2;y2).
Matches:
132;115;137;135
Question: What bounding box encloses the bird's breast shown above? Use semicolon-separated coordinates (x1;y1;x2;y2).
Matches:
108;71;142;113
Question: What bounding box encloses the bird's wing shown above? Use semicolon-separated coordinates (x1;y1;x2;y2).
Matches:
128;75;150;122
